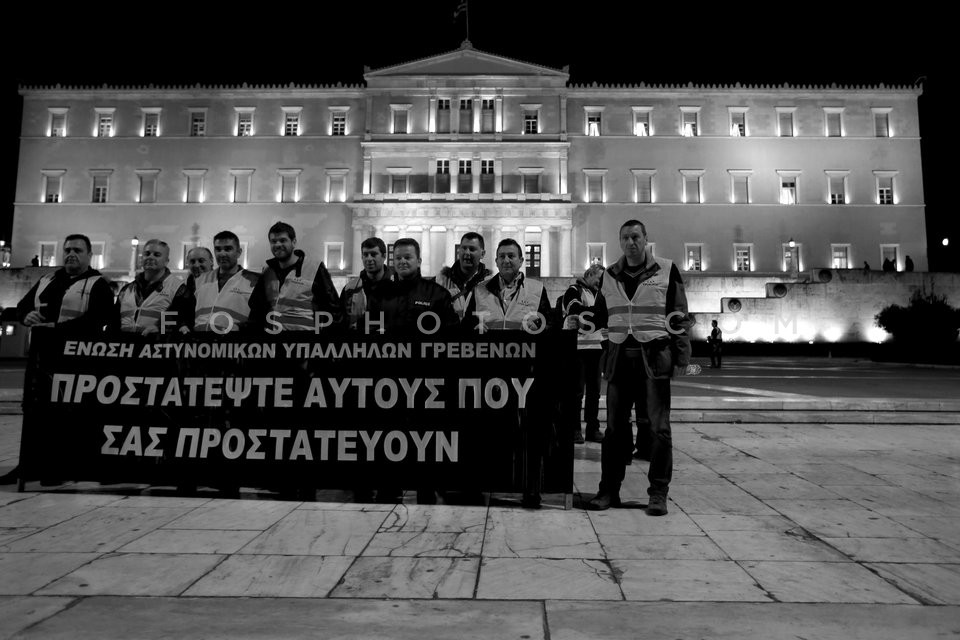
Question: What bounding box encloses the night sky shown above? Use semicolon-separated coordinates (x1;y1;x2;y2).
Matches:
2;2;951;268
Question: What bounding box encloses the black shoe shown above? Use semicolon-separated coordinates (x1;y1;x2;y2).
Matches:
585;430;603;443
521;493;542;509
573;431;585;444
0;466;19;485
633;448;651;461
646;494;668;516
585;492;621;511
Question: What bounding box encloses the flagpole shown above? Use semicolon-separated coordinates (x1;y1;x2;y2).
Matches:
465;0;470;41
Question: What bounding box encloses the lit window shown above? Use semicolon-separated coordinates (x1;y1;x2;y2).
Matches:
279;170;301;203
586;243;606;267
436;99;451;133
236;108;254;136
231;169;253;203
520;168;542;194
680;107;700;136
481;99;495;133
42;171;64;203
729;108;747;136
457;159;472;193
49;108;67;137
326;169;348;203
459;99;473;133
685;244;702;271
190;111;206;137
735;244;752;271
585;107;603;136
136;170;159;203
729;170;750;204
873;107;892;137
880;244;900;270
40;241;58;267
631;169;655;203
680;170;704;203
184;170;206;203
777;107;796;137
331;110;347;136
826;171;848;205
91;173;110;203
524;111;538;134
480;159;495;193
782;242;802;272
632;106;652;136
831;244;850;269
325;242;344;271
90;241;105;270
95;109;114;137
283;109;301;136
388;168;411;194
778;171;800;205
878;177;893;205
142;109;161;137
436;160;450;193
583;170;606;203
391;105;411;134
824;108;843;137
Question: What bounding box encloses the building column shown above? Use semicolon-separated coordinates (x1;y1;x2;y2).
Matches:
494;157;503;194
428;97;437;134
363;156;373;194
473;94;481;134
421;227;432;276
445;227;456;267
472;156;480;194
540;226;551;277
492;226;503;259
517;227;527;255
352;226;363;275
427;156;436;194
451;157;460;194
560;225;572;276
494;94;503;133
559;154;568;195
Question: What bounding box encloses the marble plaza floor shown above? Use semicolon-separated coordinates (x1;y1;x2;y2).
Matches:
1;407;960;639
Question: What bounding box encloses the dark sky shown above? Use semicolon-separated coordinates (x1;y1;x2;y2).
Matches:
2;2;952;266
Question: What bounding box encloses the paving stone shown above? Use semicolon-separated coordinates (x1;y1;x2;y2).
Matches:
362;531;483;557
116;529;261;554
765;499;926;538
866;563;960;605
483;508;603;559
162;500;298;530
477;558;620;600
587;508;703;536
600;534;727;560
377;504;487;533
0;494;123;528
612;559;771;602
0;596;75;639
238;509;387;556
709;531;851;561
740;561;919;604
823;537;960;563
331;556;479;599
0;552;100;595
35;553;224;596
669;484;778;516
689;514;801;532
183;554;354;597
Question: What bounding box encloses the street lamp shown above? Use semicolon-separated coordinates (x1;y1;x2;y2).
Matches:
129;236;140;278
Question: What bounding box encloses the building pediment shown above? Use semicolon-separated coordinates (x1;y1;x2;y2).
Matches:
365;43;568;87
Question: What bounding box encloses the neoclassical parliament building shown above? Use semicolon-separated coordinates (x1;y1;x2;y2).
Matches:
11;44;927;339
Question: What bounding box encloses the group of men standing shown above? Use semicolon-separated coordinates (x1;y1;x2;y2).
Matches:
5;218;694;517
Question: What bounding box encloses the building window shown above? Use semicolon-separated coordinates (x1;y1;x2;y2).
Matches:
326;169;348;203
831;244;850;269
729;171;751;204
824;108;843;137
331;110;347;136
778;171;800;205
436;160;450;192
184;170;206;203
39;241;58;267
231;169;253;203
631;169;655;203
481;99;495;133
873;108;892;137
680;170;704;204
585;107;603;136
680;107;700;136
729;108;747;137
279;169;301;203
457;159;472;193
586;242;606;267
283;108;301;136
584;170;606;203
95;109;114;137
436;99;451;133
388;168;411;194
880;244;900;270
91;172;110;203
782;242;802;272
42;171;64;203
480;159;495;193
235;108;254;136
136;170;159;203
391;105;411;134
459;99;473;133
826;171;848;205
90;241;105;270
875;171;897;205
777;107;796;137
522;104;541;135
141;109;160;137
685;244;703;271
632;106;652;136
190;110;206;137
520;168;542;194
325;242;345;271
734;244;753;272
49;108;68;137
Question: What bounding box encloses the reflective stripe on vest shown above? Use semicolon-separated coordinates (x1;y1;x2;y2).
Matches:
35;272;102;323
475;277;545;331
264;258;322;331
601;257;673;344
193;269;257;332
436;271;493;321
118;274;184;333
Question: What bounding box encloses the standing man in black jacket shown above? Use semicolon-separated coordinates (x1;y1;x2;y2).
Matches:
435;231;492;323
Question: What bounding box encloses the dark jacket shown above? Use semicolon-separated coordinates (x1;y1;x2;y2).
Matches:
248;250;342;331
562;277;599;317
339;266;395;329
17;267;113;335
592;256;692;381
367;271;458;335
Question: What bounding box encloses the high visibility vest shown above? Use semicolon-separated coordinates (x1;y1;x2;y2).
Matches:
193;268;257;332
475;277;545;330
601;257;673;344
564;286;603;349
263;257;322;331
436;269;492;321
118;273;184;333
34;272;102;323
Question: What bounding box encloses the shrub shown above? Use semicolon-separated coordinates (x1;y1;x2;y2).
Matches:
875;290;960;345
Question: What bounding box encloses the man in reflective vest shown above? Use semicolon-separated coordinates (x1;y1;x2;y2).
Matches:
340;236;393;331
192;231;259;333
1;234;113;486
435;231;492;323
249;221;341;333
113;239;191;334
184;246;213;294
561;264;605;444
466;239;554;509
586;220;693;516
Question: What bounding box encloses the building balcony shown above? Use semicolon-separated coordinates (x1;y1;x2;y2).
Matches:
354;192;572;202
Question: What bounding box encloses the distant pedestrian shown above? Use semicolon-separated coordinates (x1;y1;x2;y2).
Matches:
905;256;914;272
882;257;895;272
862;261;870;272
31;255;39;267
708;319;723;368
